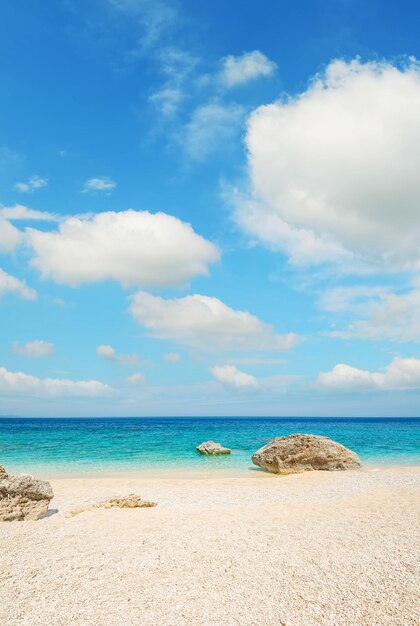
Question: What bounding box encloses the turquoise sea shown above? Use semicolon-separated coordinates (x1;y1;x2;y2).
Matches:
0;417;419;476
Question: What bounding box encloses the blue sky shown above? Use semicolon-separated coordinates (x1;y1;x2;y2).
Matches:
0;0;419;417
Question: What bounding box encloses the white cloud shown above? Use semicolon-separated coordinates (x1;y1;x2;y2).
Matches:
96;344;141;365
220;50;277;87
14;175;48;194
0;207;58;253
0;204;58;222
164;352;181;363
241;57;420;270
149;87;185;116
317;357;420;391
26;209;220;287
129;291;299;352
230;189;353;267
327;287;420;343
0;219;22;252
125;372;146;385
158;46;198;81
0;366;113;397
0;268;37;300
183;101;245;160
82;177;117;193
318;285;388;313
210;364;259;390
12;340;55;358
149;47;199;117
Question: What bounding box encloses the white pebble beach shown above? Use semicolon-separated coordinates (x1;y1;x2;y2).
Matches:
1;466;419;626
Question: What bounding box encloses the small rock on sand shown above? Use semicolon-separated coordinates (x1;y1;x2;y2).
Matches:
69;494;157;517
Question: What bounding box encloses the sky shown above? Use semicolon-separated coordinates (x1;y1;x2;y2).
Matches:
0;0;419;417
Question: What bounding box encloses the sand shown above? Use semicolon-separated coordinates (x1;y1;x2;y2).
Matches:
1;466;419;626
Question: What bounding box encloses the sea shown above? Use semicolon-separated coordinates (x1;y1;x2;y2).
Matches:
0;417;419;476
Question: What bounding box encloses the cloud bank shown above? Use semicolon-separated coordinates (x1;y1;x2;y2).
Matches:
317;357;420;391
0;367;113;397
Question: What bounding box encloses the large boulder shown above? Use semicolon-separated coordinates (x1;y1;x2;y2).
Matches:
196;440;231;455
0;465;54;521
252;434;362;474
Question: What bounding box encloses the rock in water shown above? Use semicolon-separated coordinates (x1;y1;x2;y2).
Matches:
252;434;362;474
0;465;54;521
196;440;231;455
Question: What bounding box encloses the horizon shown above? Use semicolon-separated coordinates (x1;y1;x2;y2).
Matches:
1;415;419;420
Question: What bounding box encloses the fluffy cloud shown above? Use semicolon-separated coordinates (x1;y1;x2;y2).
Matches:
210;364;259;390
14;175;48;193
82;177;116;192
317;357;420;391
26;210;219;287
323;285;420;342
0;367;113;397
12;340;55;358
96;344;141;365
241;58;420;270
0;204;58;222
183;101;244;160
231;189;352;267
0;269;37;300
0;219;22;252
129;291;299;351
220;51;277;87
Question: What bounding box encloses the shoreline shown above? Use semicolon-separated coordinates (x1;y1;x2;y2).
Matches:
8;460;420;481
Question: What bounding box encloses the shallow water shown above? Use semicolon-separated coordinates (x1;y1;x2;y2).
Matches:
0;417;419;475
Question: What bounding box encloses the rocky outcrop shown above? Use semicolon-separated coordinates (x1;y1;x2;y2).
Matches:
196;440;231;455
0;465;54;521
252;434;362;474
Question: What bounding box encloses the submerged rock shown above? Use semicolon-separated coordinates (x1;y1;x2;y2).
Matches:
0;465;54;521
196;440;231;455
252;434;362;475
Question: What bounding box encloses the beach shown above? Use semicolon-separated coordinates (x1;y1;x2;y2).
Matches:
1;466;419;626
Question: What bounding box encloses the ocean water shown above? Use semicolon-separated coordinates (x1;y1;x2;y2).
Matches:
0;417;419;476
